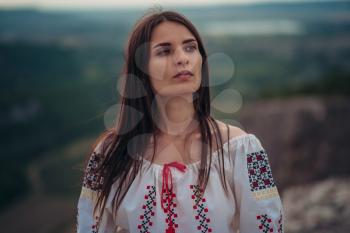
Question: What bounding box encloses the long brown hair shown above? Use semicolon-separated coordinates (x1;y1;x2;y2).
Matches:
83;9;230;224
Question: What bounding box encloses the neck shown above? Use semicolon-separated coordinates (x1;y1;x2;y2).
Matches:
154;93;199;140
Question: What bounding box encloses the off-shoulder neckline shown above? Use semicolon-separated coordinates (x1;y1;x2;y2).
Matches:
140;133;256;170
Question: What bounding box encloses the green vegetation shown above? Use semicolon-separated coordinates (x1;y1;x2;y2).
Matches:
0;1;349;211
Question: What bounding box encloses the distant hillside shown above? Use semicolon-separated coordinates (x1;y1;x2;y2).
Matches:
0;0;349;210
239;96;350;191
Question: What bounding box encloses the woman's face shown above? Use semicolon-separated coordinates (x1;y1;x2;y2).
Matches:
148;21;202;97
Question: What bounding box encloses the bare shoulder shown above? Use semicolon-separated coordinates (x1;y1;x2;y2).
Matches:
213;119;248;141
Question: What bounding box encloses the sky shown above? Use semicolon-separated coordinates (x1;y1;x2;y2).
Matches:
0;0;333;10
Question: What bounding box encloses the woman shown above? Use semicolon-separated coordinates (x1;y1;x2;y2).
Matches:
76;9;284;233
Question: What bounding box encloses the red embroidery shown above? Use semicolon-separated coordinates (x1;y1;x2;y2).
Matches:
83;151;106;191
162;187;179;233
257;214;273;232
247;150;276;192
137;185;156;233
91;215;100;233
190;184;213;233
161;162;187;233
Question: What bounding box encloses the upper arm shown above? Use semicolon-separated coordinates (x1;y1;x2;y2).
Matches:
76;140;117;233
82;147;106;191
227;124;247;139
214;119;248;142
233;135;284;233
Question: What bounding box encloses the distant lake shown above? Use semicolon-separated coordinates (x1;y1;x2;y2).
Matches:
203;19;304;36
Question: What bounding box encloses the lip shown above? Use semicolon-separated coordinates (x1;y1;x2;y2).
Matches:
173;70;193;79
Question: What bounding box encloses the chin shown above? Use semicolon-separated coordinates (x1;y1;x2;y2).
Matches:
154;81;201;97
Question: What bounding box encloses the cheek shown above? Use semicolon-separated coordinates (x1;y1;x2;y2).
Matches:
193;54;202;74
190;51;201;65
194;54;203;88
148;58;168;81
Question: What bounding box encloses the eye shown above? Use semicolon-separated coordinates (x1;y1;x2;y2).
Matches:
185;44;197;52
156;49;170;56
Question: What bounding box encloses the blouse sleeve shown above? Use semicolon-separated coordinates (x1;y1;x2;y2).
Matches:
76;142;118;233
233;135;284;233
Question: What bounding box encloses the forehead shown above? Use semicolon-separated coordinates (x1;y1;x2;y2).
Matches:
150;21;196;45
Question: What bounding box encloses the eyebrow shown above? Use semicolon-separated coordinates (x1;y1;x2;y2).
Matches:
152;38;197;49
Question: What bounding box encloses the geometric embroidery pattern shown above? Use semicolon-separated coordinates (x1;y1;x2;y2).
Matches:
137;185;156;233
82;151;106;191
190;184;213;233
162;187;180;233
246;150;279;200
278;211;283;233
256;214;273;233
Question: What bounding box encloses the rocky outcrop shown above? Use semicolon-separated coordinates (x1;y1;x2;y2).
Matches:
239;96;350;191
282;177;350;233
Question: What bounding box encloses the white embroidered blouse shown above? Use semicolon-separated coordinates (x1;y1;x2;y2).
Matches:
76;133;284;233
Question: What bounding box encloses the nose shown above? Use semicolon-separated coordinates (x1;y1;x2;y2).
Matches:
173;47;189;67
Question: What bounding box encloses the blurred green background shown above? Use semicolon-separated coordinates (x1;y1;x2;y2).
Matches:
0;1;349;232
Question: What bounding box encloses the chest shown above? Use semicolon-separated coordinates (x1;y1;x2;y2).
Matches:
142;135;204;165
